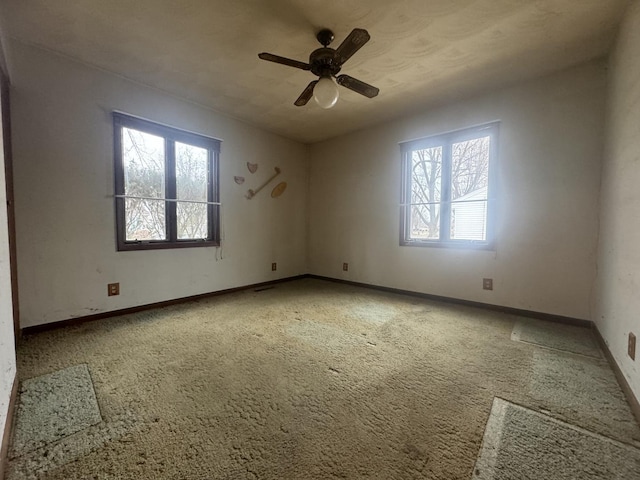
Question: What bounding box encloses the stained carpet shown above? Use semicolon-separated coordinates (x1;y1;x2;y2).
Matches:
7;278;640;479
11;364;102;456
511;317;601;358
473;398;640;479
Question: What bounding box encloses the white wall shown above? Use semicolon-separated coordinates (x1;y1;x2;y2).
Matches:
9;40;309;328
309;61;607;320
595;0;640;400
0;42;16;462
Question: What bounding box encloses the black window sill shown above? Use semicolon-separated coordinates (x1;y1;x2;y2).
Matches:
117;240;220;252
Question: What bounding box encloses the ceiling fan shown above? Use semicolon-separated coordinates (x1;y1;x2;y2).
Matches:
258;28;379;109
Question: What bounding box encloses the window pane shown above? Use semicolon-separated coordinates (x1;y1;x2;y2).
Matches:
125;198;166;241
176;142;208;201
411;147;442;204
176;142;209;240
451;136;490;201
450;135;490;241
177;203;208;239
410;204;440;240
450;200;487;241
122;127;165;198
122;127;166;241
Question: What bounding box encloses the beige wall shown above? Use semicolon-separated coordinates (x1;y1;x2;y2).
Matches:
0;36;16;464
10;41;309;328
309;61;606;320
595;0;640;399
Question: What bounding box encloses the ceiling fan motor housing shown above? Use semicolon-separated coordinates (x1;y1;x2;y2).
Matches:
309;48;341;77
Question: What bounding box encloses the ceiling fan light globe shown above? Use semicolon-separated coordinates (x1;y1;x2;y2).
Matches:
314;76;339;109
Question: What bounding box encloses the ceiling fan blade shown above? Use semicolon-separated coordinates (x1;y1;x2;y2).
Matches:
258;52;311;70
334;28;370;66
336;75;379;98
294;81;318;106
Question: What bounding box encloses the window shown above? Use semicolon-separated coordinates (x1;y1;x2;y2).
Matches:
113;113;220;251
400;122;497;248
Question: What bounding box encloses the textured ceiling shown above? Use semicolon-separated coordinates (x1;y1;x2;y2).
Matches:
0;0;630;143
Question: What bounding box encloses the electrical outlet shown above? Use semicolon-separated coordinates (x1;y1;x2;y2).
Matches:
483;278;493;291
271;262;277;271
629;332;636;360
108;283;120;296
343;263;349;272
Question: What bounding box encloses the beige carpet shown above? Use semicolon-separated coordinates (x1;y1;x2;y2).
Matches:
8;278;640;479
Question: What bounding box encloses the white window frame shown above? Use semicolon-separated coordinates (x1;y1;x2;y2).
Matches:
400;122;498;249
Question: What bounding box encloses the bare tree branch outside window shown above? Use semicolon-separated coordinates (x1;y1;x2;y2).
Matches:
410;146;441;239
176;142;209;239
123;128;166;241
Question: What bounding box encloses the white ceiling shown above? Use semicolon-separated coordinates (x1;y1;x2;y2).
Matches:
0;0;630;143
